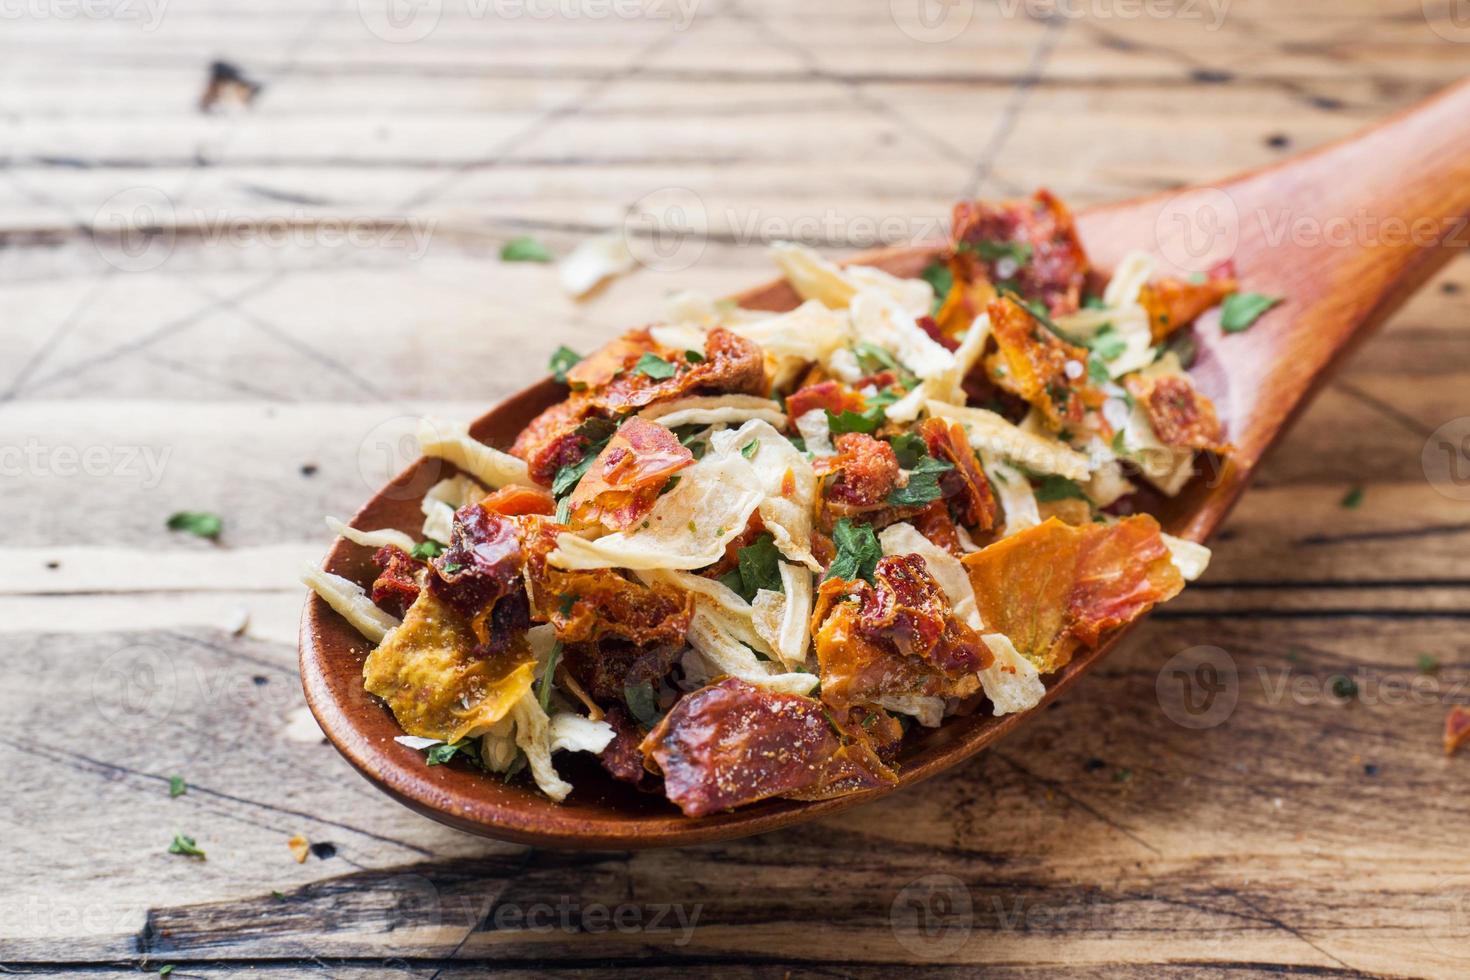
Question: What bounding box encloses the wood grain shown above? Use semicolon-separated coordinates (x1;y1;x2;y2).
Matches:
3;0;1468;974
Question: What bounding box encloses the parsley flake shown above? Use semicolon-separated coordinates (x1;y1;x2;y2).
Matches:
919;261;954;315
886;456;953;507
538;642;562;712
826;518;882;584
1220;292;1282;333
168;833;206;859
826;405;885;435
731;533;783;601
1340;485;1365;509
410;539;447;560
1034;474;1088;503
166;511;222;541
500;236;553;263
633;352;678;379
548;345;582;383
168;776;187;798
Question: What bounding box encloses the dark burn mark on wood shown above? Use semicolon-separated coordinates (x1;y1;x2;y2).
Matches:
1311;95;1345;111
310;841;338;860
200;60;263;114
1442;281;1462;295
300;463;318;477
1266;133;1291;149
1191;69;1234;84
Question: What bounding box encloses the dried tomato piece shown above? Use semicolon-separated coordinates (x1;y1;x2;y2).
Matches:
822;433;901;510
598;706;658;789
785;379;866;420
592;327;768;416
568;416;693;531
429;505;524;622
919;417;998;531
565;328;664;391
510;394;598;487
1139;274;1238;343
951;189;1089;316
370;545;424;617
914;315;959;352
962;515;1184;673
911;500;963;555
784;706;901;801
521;518;693;647
984;296;1091;431
480;484;555;517
811;557;990;711
640;678;837;816
1125;372;1229;454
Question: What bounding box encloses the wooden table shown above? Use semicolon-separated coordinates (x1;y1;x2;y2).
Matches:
4;1;1469;976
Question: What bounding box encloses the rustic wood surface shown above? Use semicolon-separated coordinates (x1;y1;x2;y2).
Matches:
3;0;1469;976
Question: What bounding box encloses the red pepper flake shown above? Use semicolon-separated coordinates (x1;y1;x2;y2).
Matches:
1445;706;1470;757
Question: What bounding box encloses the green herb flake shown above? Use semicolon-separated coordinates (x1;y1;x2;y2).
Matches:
410;539;447;560
1113;768;1134;784
500;236;554;263
1034;474;1088;503
538;642;562;712
1110;430;1128;455
633;352;678;380
1417;654;1440;675
168;776;187;798
886;456;953;507
826;518;883;585
557;593;578;618
733;533;783;601
1330;675;1359;700
964;239;1034;266
551;453;597;498
887;432;928;469
1082;295;1107;310
168;833;206;859
919;261;954;315
740;439;759;460
826;405;885;436
426;741;471;766
1220;292;1282;333
684;349;706;364
624;680;661;728
1086;324;1127;361
272;890;286;900
548;345;582;383
1340;485;1365;509
166;511;222;541
159;967;175;978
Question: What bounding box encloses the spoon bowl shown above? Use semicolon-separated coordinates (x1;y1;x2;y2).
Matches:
301;78;1470;848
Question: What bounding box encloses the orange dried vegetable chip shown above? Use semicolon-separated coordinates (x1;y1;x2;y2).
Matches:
962;515;1183;673
984;296;1092;431
919;417;998;532
1445;706;1470;757
785;379;867;421
811;555;991;711
1140;275;1238;344
568;416;693;531
480;484;555;517
520;518;693;647
591;327;767;416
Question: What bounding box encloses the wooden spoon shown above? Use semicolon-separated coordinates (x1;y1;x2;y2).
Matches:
300;78;1470;849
